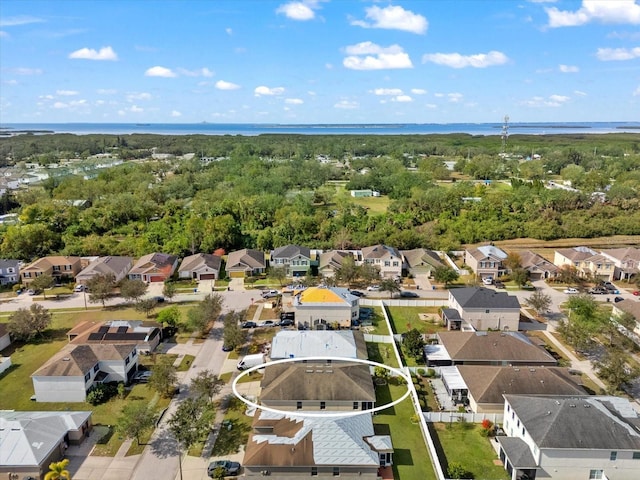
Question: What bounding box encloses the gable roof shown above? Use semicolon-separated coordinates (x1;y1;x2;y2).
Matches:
23;256;81;271
0;411;92;467
518;251;558;273
260;362;375;402
450;287;520;309
505;394;640;450
296;286;356;307
225;249;266;270
270;330;367;360
434;331;557;364
361;244;401;260
318;250;352;271
77;256;133;277
271;244;311;259
457;366;585;404
555;246;597;262
244;411;384;468
178;253;221;272
467;245;507;261
130;252;177;275
401;248;444;269
0;259;19;270
613;299;640;320
32;343;135;377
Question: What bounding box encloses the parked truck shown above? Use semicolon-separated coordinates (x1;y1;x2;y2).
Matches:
237;353;266;371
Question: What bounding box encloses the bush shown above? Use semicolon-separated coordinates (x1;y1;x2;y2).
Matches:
426;368;436;378
86;383;118;405
447;462;473;479
417;368;426;376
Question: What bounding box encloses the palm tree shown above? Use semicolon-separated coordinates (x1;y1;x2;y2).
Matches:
45;459;71;480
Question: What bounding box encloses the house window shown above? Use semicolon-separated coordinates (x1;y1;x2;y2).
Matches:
125;357;130;365
7;268;14;273
132;349;137;357
384;261;390;267
353;402;359;410
311;467;317;476
53;265;61;271
23;272;31;278
93;364;99;373
633;452;640;459
320;402;326;410
333;467;340;476
485;309;490;314
589;470;603;480
516;420;520;427
84;372;91;382
610;451;617;461
393;261;399;267
297;402;302;410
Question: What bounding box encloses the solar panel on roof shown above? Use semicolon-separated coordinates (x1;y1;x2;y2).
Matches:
88;332;105;341
98;326;109;333
117;326;129;333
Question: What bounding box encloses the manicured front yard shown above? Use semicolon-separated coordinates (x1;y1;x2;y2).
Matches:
374;380;436;480
387;306;445;335
209;397;252;457
431;422;509;480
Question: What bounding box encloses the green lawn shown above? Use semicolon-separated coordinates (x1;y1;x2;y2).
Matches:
366;342;399;368
210;397;252;456
431;422;509;480
362;307;390;335
348;194;391;214
374;380;436;480
176;354;195;372
386;307;446;336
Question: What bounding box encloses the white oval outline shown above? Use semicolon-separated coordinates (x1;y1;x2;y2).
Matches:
232;355;411;418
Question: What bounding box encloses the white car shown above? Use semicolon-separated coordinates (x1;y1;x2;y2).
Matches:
563;287;579;294
482;277;493;285
366;285;381;292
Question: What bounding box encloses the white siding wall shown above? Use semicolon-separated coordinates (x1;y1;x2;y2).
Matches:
33;376;87;402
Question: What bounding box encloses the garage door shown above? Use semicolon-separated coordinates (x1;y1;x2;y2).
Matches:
149;275;165;282
229;271;245;278
200;274;217;280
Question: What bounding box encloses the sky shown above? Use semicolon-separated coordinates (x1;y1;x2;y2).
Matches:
1;0;639;124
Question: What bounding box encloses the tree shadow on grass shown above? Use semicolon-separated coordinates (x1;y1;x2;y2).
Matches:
211;421;250;456
426;423;450;474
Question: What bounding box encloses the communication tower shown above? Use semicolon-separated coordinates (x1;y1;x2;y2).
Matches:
501;115;509;153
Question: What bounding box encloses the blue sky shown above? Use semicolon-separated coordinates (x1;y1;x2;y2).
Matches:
1;0;639;124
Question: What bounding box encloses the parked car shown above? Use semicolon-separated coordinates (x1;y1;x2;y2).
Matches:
208;460;241;477
241;321;257;329
614;296;625;303
493;280;505;289
589;287;607;295
258;320;277;328
482;276;494;285
262;289;279;298
633;291;640;296
133;370;152;383
349;290;365;297
278;319;294;327
366;285;380;292
399;290;419;298
74;284;86;292
563;287;579;294
27;289;38;296
280;311;295;321
222;344;234;352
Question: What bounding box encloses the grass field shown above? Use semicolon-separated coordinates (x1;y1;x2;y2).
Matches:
386;307;445;335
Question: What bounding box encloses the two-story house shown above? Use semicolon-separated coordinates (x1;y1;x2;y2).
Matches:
464;245;508;281
361;244;402;279
498;394;640;480
0;259;20;286
600;247;640;281
21;256;82;285
553;247;615;281
293;286;359;330
31;344;138;402
445;287;521;331
270;245;312;277
401;248;445;277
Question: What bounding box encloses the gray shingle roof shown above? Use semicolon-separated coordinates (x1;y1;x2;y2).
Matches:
505;394;640;450
178;253;221;272
496;437;537;468
271;244;311;259
226;249;266;270
450;287;521;309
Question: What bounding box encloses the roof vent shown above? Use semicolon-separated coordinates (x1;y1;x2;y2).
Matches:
555;400;560;405
584;404;590;408
569;404;576;407
529;368;536;372
306;369;314;373
62;357;71;361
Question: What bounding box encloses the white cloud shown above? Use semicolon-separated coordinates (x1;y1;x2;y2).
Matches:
39;94;54;100
171;110;182;117
596;47;640;60
127;92;152;102
56;90;78;96
372;88;404;96
633;86;640;96
130;105;143;113
392;95;413;103
350;5;428;34
178;67;214;77
0;15;45;27
9;67;43;75
447;93;463;103
226;28;233;35
276;1;322;21
145;66;177;78
334;100;359;109
285;98;304;104
574;90;588;96
559;64;579;72
216;80;241;90
411;88;427;95
343;42;413;70
546;0;640;28
4;79;18;85
69;46;118;61
97;89;117;95
53;102;68;109
522;94;570;107
422;50;509;68
254;86;285;96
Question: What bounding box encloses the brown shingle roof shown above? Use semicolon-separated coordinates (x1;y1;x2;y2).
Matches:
32;344;134;377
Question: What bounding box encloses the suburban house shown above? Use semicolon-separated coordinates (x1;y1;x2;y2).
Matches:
553;247;615;281
424;331;558;368
0;410;93;479
498;394;640;480
600;247;640;280
401;248;445;277
32;343;138;402
318;250;357;278
260;360;376;411
270;245;313;277
464;245;508;281
21;256;82;285
361;244;402;278
75;256;133;285
178;253;222;281
0;323;11;352
293;286;359;330
517;251;558;280
612;299;640;333
66;320;162;354
127;252;178;283
225;248;266;278
0;259;20;285
243;411;393;479
440;366;585;413
445;287;521;331
270;330;368;360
